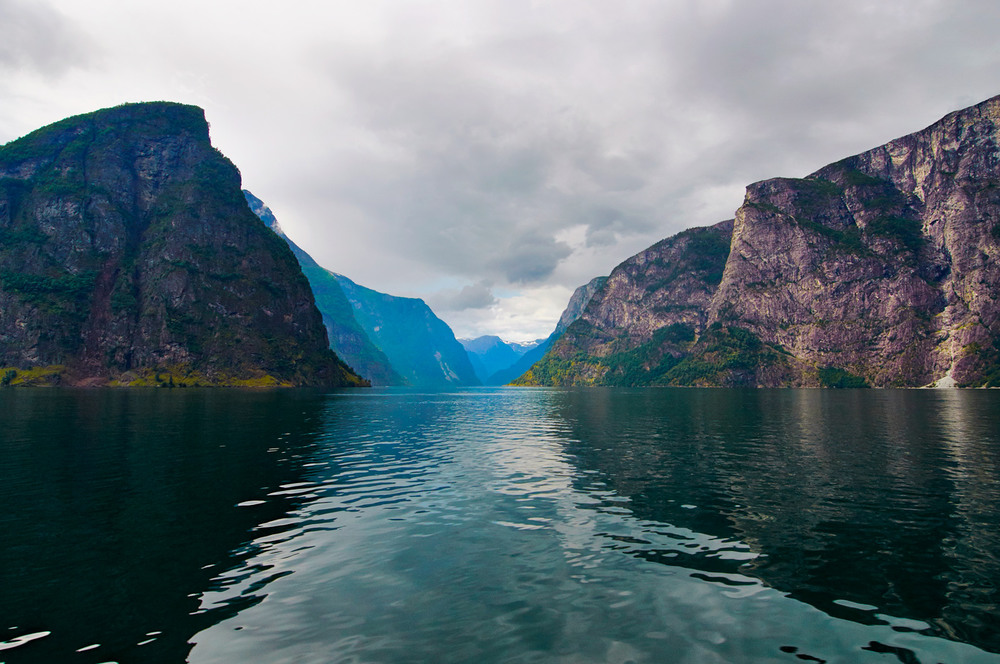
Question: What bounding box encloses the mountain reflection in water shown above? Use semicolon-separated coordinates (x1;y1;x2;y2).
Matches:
1;388;998;663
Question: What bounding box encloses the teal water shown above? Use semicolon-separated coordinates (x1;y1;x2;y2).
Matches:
1;388;999;663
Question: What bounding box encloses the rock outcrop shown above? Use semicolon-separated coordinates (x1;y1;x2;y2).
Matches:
554;276;608;335
515;222;733;385
519;95;1000;387
0;103;365;386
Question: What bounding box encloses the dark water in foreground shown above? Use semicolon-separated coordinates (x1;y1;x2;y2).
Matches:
1;388;999;664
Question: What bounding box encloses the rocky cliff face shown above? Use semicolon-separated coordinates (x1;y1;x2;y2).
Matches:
0;103;364;386
554;276;608;335
245;191;403;386
520;95;1000;387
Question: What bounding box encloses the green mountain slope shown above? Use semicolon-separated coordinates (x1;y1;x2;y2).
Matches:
334;274;480;387
244;191;403;386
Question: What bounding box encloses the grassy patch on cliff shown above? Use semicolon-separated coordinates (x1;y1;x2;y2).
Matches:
680;228;731;284
827;165;926;256
642;226;732;293
515;322;796;388
511;353;596;386
767;174;925;259
0;271;97;303
791;179;866;253
570;324;695;386
110;365;293;388
0;366;66;386
0;270;97;333
794;178;844;218
867;215;924;254
753;179;866;255
0;102;208;166
957;338;1000;388
817;366;869;388
0;225;48;244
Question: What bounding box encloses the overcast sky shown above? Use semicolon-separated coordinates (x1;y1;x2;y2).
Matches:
3;0;1000;340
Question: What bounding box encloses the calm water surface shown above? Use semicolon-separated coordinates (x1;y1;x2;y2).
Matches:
1;388;999;663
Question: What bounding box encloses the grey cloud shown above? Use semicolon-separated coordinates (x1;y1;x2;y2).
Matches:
429;281;498;312
586;228;617;248
489;232;573;284
0;0;93;74
306;29;674;290
658;0;1000;181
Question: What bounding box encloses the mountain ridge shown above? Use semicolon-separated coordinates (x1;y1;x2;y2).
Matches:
245;191;478;387
334;273;480;387
517;95;1000;387
244;191;403;386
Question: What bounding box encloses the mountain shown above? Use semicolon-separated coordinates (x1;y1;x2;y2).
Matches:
244;192;477;387
244;191;404;386
493;276;608;385
0;102;364;387
517;95;1000;388
334;274;480;387
460;335;539;383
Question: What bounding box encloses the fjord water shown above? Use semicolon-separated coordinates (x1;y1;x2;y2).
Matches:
2;389;999;663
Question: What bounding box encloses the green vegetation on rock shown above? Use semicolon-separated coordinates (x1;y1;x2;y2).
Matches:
660;324;791;387
817;367;869;388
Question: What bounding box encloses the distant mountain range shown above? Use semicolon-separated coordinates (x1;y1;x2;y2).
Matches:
464;277;608;386
459;335;540;384
245;191;478;387
517;95;1000;388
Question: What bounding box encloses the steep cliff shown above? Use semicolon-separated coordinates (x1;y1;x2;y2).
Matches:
0;103;364;387
244;191;403;386
515;222;733;386
335;274;480;387
519;95;1000;387
554;276;609;336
